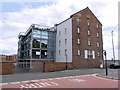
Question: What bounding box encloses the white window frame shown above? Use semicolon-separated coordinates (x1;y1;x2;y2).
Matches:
87;20;90;26
88;30;90;35
92;51;95;59
88;38;91;46
97;32;99;37
77;50;80;55
77;38;80;44
84;50;88;59
98;52;100;56
77;18;80;25
77;27;80;34
97;42;100;47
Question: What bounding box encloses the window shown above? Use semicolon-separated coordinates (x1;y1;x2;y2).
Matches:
87;20;90;26
97;32;99;37
77;27;80;33
88;29;90;35
41;50;47;59
98;52;100;56
65;49;67;55
33;30;40;38
84;50;88;59
59;40;61;46
77;50;80;55
96;24;99;29
32;50;40;59
88;38;91;46
87;15;90;19
77;38;80;44
32;39;40;48
59;50;60;55
41;40;47;49
84;50;95;59
97;42;100;47
92;51;95;59
59;31;61;36
76;18;80;25
65;28;67;34
65;39;67;44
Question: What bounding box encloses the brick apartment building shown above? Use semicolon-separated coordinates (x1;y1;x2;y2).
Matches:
0;54;17;61
17;7;103;72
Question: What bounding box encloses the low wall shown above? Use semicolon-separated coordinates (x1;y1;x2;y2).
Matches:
44;62;73;72
0;61;14;75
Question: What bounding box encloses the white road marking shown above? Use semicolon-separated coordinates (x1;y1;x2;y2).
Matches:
21;81;31;83
69;78;86;82
30;80;39;82
11;82;20;84
93;75;118;81
0;83;8;85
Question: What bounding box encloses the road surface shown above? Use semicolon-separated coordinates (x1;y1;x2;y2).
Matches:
0;74;118;89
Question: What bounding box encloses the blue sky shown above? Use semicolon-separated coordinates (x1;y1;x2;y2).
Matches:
0;0;119;60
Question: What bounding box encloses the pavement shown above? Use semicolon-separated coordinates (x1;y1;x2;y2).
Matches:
1;68;119;83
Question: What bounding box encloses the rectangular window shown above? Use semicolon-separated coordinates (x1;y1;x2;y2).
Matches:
32;50;40;59
76;18;80;25
65;49;67;55
87;20;90;26
85;50;88;59
97;32;99;37
84;50;95;59
97;42;100;47
96;24;99;29
92;51;95;59
88;30;90;35
41;40;47;49
59;31;61;36
65;39;67;44
41;50;47;59
32;39;40;48
88;38;91;46
65;28;67;34
87;15;90;19
77;50;80;55
33;30;40;38
77;38;80;44
59;50;60;55
98;52;100;56
77;27;80;33
59;40;61;46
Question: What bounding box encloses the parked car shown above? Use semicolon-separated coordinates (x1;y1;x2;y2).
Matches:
110;63;120;69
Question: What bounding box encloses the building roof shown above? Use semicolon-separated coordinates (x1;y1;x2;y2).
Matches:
70;7;102;25
55;7;102;26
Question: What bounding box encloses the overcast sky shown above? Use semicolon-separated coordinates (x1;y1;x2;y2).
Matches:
0;0;119;60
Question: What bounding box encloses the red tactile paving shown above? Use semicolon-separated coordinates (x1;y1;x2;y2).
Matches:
0;74;118;88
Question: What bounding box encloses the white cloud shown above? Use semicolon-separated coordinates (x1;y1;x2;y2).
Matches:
1;0;119;59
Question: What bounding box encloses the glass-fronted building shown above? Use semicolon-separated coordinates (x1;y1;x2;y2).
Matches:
17;24;56;71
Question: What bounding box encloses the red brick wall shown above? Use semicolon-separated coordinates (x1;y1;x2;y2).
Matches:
44;62;73;72
0;62;14;75
72;7;103;68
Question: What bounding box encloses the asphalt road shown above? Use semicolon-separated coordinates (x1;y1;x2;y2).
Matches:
1;74;118;89
1;68;119;83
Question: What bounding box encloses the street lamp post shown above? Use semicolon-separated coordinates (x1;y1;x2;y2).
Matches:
65;54;67;70
103;50;108;76
111;31;115;63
